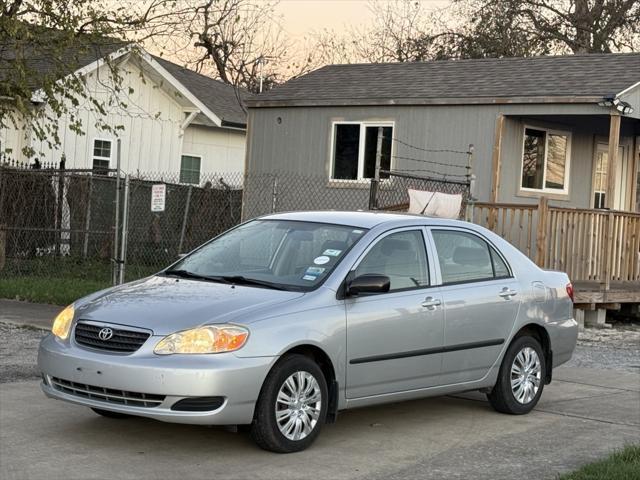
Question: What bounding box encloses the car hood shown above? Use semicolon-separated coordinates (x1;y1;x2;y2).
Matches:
74;275;305;335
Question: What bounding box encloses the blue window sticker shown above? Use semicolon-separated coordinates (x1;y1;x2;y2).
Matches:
302;274;317;281
306;267;325;275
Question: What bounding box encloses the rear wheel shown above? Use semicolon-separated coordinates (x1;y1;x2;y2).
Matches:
250;354;327;453
91;408;131;419
487;335;545;415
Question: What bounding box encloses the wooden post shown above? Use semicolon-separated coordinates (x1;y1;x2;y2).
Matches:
605;113;621;210
535;196;548;267
604;210;614;291
490;115;505;204
488;115;505;230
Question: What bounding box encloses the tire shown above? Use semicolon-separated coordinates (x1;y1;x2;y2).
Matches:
250;354;328;453
91;408;131;419
487;335;545;415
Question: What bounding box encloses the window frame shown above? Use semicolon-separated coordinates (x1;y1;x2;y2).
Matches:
427;227;514;287
329;120;395;182
92;138;113;172
519;125;572;196
180;153;202;185
347;226;434;295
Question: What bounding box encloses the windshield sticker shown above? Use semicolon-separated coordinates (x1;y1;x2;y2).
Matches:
302;275;317;281
323;249;342;257
352;229;364;235
306;266;325;275
313;256;330;265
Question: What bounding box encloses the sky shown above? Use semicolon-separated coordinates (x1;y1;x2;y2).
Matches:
274;0;450;41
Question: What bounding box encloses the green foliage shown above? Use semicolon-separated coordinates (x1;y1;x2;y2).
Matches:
0;256;157;305
559;445;640;480
0;1;157;159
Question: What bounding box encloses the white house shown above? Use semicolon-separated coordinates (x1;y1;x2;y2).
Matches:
0;42;247;183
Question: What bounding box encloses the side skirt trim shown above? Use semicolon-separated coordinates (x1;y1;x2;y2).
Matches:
350;338;505;365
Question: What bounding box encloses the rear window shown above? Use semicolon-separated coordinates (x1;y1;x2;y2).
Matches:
431;230;511;284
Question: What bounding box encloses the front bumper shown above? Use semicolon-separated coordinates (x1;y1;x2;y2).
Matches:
38;334;275;425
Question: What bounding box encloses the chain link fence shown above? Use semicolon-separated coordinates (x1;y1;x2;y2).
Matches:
370;170;471;218
1;164;471;300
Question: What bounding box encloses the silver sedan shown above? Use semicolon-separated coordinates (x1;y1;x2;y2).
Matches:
38;211;578;452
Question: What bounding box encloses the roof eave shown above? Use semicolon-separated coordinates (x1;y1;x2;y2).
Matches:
245;95;606;109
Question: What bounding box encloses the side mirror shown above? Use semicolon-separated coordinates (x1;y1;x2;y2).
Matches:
347;274;390;296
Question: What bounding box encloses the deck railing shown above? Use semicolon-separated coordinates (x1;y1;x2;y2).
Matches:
471;198;640;288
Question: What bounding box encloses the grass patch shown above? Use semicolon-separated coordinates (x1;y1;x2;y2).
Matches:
0;276;111;305
0;257;159;305
559;445;640;480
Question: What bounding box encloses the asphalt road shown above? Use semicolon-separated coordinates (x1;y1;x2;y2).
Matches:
1;367;638;480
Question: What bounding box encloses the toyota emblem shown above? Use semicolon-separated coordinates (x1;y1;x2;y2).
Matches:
98;327;114;341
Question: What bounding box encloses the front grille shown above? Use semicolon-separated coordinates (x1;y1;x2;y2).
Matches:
50;377;165;408
74;322;150;353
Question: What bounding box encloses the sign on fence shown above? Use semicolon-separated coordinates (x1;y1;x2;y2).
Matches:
151;184;166;212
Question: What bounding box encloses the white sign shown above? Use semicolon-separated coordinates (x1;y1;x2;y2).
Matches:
151;184;166;212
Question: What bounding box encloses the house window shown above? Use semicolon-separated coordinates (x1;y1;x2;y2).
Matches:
593;149;608;209
520;127;570;194
331;122;393;180
92;139;112;174
180;155;201;184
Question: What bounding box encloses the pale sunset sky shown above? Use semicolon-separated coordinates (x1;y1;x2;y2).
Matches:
274;0;450;40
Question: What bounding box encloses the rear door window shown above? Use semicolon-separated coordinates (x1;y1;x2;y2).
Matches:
431;230;511;284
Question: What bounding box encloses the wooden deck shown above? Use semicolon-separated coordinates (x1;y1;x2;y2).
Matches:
470;198;640;306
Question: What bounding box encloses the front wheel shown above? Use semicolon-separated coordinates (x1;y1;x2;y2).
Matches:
487;335;545;415
250;354;328;453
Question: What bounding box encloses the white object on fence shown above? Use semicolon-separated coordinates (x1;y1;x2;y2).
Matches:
151;184;166;212
408;189;462;219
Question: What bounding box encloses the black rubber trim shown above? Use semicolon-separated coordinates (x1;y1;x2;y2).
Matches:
349;338;505;365
170;396;225;412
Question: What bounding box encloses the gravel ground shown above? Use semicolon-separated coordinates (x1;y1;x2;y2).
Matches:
0;321;638;384
566;324;640;373
0;322;46;383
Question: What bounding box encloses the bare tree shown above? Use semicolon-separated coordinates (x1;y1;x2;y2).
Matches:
149;0;303;93
448;0;640;57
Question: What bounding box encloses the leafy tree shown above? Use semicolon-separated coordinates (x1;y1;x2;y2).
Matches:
0;0;167;159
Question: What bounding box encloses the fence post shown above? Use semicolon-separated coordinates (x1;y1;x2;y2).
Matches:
535;196;548;267
55;158;65;256
0;166;5;271
271;175;278;213
118;174;130;285
0;225;5;272
604;210;614;291
465;144;475;221
112;140;122;285
82;176;93;258
178;185;193;255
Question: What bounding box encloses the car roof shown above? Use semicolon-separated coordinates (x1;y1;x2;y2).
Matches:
260;210;470;229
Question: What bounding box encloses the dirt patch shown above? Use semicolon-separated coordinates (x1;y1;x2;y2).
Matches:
0;322;45;383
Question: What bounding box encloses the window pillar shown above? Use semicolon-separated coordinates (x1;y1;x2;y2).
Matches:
605;113;621;210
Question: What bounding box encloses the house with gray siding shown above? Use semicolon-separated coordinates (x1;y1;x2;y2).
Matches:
244;53;640;312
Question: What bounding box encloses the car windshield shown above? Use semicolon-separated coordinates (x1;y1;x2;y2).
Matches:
164;220;367;291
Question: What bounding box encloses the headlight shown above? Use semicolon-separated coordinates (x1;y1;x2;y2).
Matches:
154;325;249;355
52;305;74;340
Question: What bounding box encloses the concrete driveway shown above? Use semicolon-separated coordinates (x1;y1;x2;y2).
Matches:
1;366;638;480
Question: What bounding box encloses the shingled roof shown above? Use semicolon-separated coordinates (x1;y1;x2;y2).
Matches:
0;24;246;127
153;56;247;127
247;53;640;107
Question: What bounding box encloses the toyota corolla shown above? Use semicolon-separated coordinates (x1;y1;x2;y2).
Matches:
38;211;578;452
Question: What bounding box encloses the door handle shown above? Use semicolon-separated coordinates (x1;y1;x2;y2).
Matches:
421;297;441;309
499;288;518;299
